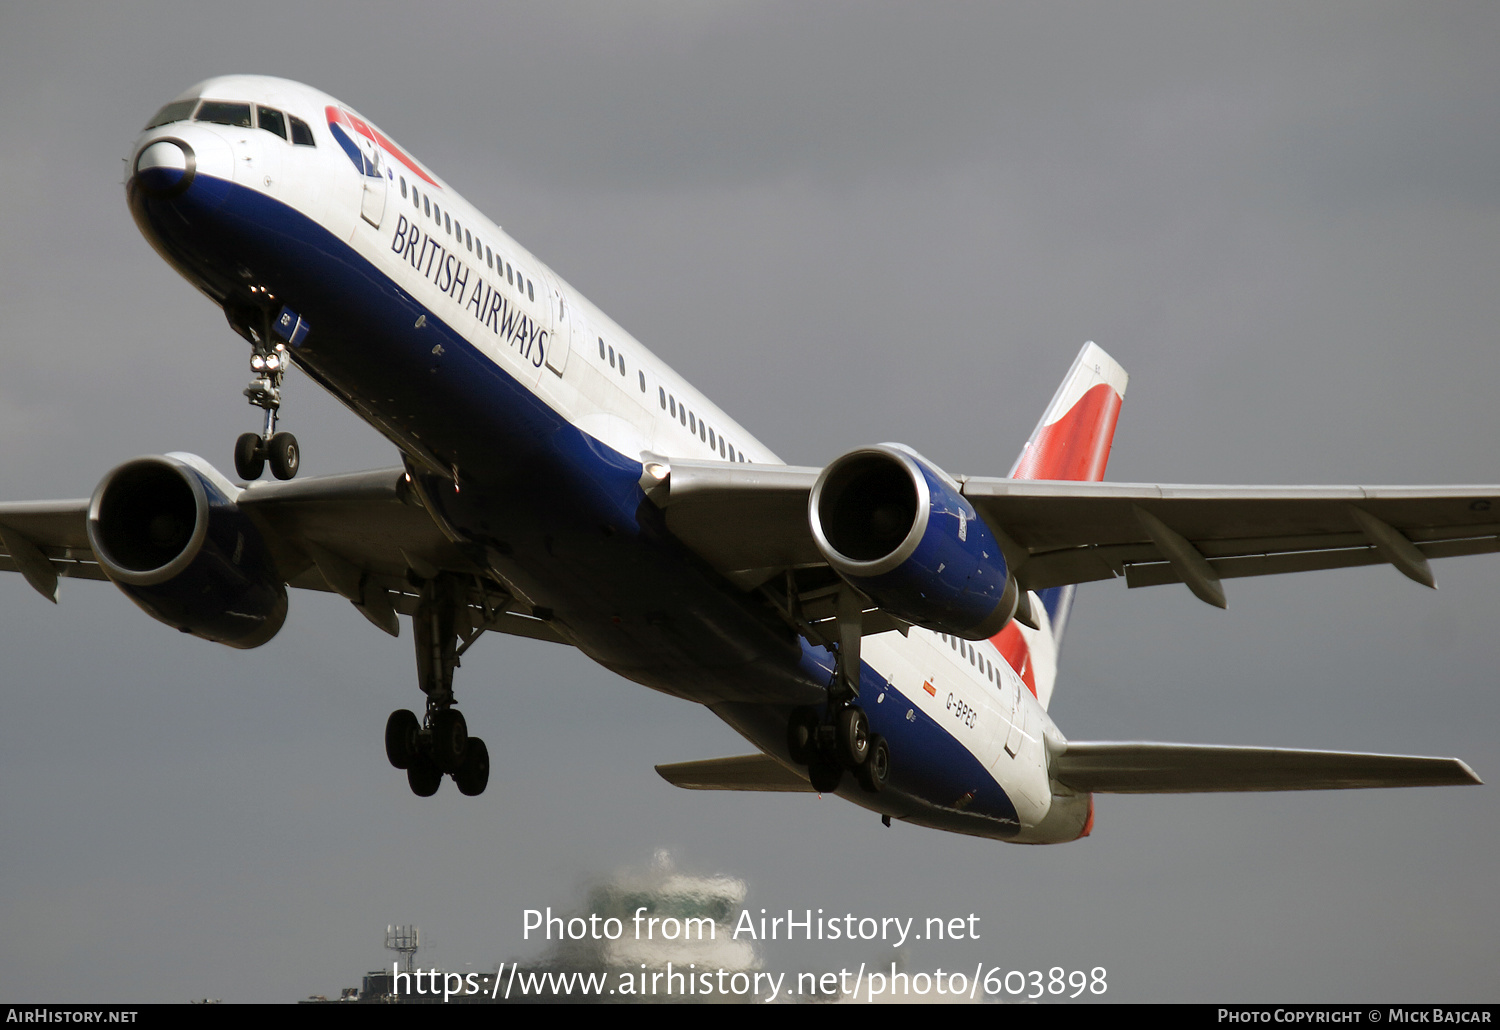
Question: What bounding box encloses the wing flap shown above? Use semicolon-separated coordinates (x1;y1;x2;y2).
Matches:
0;500;97;601
1052;741;1482;793
655;753;816;792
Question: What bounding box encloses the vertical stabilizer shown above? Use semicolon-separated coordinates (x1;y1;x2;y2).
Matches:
992;342;1127;709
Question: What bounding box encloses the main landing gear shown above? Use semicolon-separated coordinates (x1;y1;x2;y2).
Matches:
785;585;892;795
384;575;491;797
788;701;890;795
232;307;303;481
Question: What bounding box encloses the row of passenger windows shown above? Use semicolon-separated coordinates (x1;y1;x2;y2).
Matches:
588;335;748;462
144;99;316;146
400;176;534;303
400;167;745;462
939;633;1002;686
659;383;748;463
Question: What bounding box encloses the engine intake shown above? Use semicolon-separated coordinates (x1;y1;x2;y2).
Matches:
810;444;1017;639
87;454;287;648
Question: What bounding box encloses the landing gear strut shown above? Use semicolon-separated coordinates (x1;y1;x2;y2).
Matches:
786;587;891;795
233;307;301;481
384;575;492;797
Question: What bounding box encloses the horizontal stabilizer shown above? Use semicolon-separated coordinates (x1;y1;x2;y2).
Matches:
656;754;815;792
1052;742;1481;793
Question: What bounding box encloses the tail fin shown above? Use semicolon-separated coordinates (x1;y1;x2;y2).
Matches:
992;342;1128;709
1009;341;1128;481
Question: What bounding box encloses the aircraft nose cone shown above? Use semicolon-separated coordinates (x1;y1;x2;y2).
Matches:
133;138;196;197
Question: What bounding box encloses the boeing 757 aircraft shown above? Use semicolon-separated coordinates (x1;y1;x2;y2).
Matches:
0;76;1483;843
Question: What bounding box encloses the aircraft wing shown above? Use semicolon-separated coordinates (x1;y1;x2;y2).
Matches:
649;458;1500;609
0;467;565;644
1050;742;1482;793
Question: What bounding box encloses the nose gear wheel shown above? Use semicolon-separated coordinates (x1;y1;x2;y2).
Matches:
231;306;302;481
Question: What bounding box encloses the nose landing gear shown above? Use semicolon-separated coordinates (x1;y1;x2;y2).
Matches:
235;343;300;481
232;305;306;481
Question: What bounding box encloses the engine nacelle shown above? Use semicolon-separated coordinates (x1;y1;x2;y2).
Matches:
809;444;1017;640
87;454;287;648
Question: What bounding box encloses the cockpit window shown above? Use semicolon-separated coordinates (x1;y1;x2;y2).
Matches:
144;99;198;130
256;106;287;140
195;101;253;128
288;115;315;147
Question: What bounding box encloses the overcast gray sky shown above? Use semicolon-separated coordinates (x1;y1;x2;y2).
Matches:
1;1;1496;1003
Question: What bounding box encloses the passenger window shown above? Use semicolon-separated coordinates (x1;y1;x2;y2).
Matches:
144;99;198;129
527;280;534;302
669;396;676;417
619;355;626;377
659;387;667;409
689;412;696;434
444;213;451;234
486;246;492;268
608;345;615;368
288;116;315;146
423;196;430;217
640;371;647;393
598;338;606;360
719;437;726;458
465;229;472;250
400;177;408;199
256;106;288;140
708;427;715;449
506;263;513;285
196;100;252;127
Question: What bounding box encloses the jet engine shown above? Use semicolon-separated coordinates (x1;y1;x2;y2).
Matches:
809;444;1017;639
87;454;287;648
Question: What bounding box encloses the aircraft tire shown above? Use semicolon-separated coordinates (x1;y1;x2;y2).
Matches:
455;737;490;797
787;706;819;764
407;757;441;797
268;432;300;480
430;708;468;773
837;706;870;767
809;760;842;794
384;709;420;770
234;432;265;481
856;735;890;794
